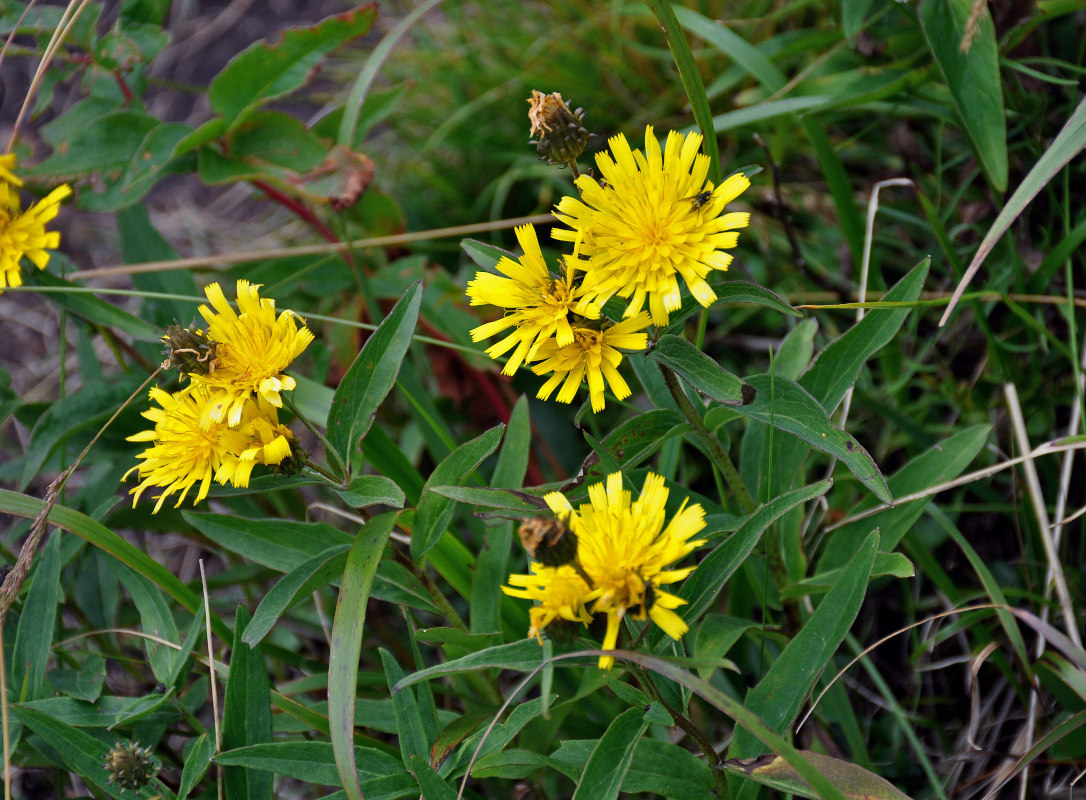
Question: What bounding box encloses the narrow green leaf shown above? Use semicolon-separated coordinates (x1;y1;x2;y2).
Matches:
329;512;396;800
428;485;546;515
243;545;351;646
215;741;409;787
680;481;832;621
183;512;351;571
382;649;431;768
178;733;213;800
12;531;61;702
730;532;879;767
412;424;505;559
394;639;544;691
943;94;1086;324
457;694;558;772
801;258;930;413
651;334;755;406
920;0;1007;191
473;396;531;633
208;7;377;122
110;560;181;686
783;551;915;599
460;238;515;272
25;271;160;340
221;606;272;800
327;282;422;462
733;376;891;503
694;614;757;681
725;750;912;800
711;97;832;133
410;754;459;800
611;652;847;800
571;707;650;800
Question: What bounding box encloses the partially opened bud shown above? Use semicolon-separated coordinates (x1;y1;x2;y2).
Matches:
162;322;217;377
527;90;593;168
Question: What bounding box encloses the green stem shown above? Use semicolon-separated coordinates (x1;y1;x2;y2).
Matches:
283;393;346;481
658;364;755;514
392;547;469;635
302;460;345;489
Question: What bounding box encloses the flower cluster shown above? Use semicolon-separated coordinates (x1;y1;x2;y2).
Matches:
466;118;749;411
0;154;72;293
124;280;312;512
503;471;707;670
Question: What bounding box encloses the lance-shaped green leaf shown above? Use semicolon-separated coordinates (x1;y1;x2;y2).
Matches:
427;486;547;516
12;531;61;702
327;281;422;464
183;512;351;572
461;238;515;272
732;375;890;503
651;334;756;406
725;750;912;800
679;481;832;622
663;280;802;332
221;606;272;800
801;258;930;414
729;531;879;775
394;639;544;691
26;270;160;340
412;424;505;559
572;707;651;800
920;0;1006;192
329;512;396;800
178;733;213;800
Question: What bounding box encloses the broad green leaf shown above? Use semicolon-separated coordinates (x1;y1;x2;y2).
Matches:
79;122;192;211
243;544;352;646
460;238;515;272
576;409;687;487
819;424;991;571
25;270;160;341
920;0;1007;191
12;531;61;702
732;375;891;503
729;531;879;770
221;606;272;800
471;748;548;779
843;0;877;37
33;109;159;179
801;258;930;413
183;512;351;571
178;733;213;800
208;7;377;122
571;707;650;800
473;396;531;634
774;318;818;381
410;754;459;800
725;750;912;800
12;704;176;799
208;473;405;510
329;513;396;800
18;695;174;727
694;614;756;680
412;424;505;559
680;481;832;621
457;694;558;771
711;97;832;133
215;741;410;788
944;94;1086;324
394;639;544;690
651;334;755;406
327;282;422;463
45;652;105;702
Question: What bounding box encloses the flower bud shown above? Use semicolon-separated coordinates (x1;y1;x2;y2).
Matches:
527;90;593;167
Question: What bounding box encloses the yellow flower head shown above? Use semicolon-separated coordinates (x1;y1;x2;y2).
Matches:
553;125;750;325
193;279;314;427
124;384;294;513
466;224;600;375
502;563;593;642
0;174;72;293
530;312;651;412
546;472;707;669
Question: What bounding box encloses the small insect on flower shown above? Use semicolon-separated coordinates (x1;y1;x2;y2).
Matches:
518;515;578;568
684;189;714;210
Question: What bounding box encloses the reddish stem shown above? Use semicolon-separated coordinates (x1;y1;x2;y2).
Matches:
251;179;354;267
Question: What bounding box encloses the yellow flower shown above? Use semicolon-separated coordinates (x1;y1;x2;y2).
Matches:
530;312;651;412
0;176;72;293
124;385;294;513
466;223;599;375
502;563;593;642
553;125;750;325
192;279;314;427
545;472;707;670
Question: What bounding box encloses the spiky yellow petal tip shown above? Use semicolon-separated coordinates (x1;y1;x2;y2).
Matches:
0;156;71;293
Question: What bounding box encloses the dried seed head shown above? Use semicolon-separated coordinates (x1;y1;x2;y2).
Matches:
103;740;158;793
527;90;593;168
161;322;217;377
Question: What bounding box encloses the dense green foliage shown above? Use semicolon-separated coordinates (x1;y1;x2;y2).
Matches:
0;0;1084;798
